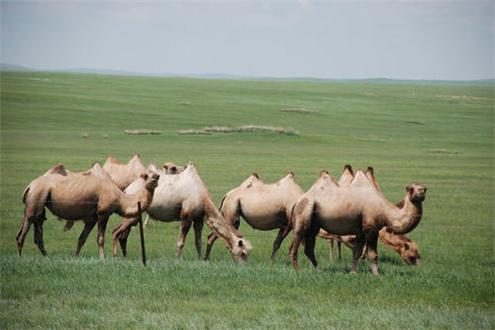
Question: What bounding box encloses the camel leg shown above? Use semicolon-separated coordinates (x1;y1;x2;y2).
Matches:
204;232;217;260
33;219;47;256
97;215;110;260
327;239;334;261
337;241;342;260
75;221;97;257
303;229;319;269
289;231;302;271
16;217;33;256
365;231;380;276
271;227;289;261
193;217;204;259
112;218;137;257
177;218;192;259
351;235;365;274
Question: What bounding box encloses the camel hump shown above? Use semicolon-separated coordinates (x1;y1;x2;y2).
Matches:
251;172;260;179
285;171;295;178
105;155;118;164
343;164;353;174
49;163;68;176
319;170;330;178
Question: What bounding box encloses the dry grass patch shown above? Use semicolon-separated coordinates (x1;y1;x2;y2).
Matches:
124;129;162;135
280;107;319;114
179;125;299;136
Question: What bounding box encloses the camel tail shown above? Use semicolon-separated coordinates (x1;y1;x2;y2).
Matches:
22;186;30;204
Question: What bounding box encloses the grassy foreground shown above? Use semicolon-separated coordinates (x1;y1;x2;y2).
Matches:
1;71;493;329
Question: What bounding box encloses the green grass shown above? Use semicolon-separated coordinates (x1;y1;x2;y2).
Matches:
1;71;493;329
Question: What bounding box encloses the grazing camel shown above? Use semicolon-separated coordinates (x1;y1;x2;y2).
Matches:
318;227;421;266
322;165;421;266
103;154;146;190
17;162;159;259
289;168;426;275
112;162;252;262
204;172;304;261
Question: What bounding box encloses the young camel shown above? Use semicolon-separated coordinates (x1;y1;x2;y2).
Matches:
289;168;426;276
17;162;159;259
322;165;421;266
204;171;304;261
112;162;252;262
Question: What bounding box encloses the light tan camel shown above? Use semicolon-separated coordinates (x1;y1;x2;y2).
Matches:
289;168;426;275
143;162;184;228
204;172;304;260
322;165;421;266
103;154;146;190
17;162;159;259
112;162;252;262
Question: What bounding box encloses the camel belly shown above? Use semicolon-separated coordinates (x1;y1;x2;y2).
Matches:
242;211;287;231
46;201;97;221
146;204;181;222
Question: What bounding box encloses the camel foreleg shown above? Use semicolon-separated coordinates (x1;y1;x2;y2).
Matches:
271;226;291;261
365;230;380;276
75;220;97;257
97;214;110;260
112;219;137;257
176;218;192;259
204;232;217;260
193;218;204;259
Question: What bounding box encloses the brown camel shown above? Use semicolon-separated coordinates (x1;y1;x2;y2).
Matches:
322;165;421;266
289;167;426;275
204;171;304;261
103;154;146;190
112;162;252;262
17;162;159;259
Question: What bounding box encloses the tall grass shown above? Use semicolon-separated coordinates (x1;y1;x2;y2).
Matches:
1;71;493;328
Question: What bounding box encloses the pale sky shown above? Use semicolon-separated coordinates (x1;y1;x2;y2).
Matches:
1;1;494;80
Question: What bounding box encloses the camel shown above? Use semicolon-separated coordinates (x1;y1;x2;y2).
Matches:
318;227;420;266
63;154;147;232
112;162;252;262
289;167;426;275
143;161;184;228
103;154;146;190
17;162;159;259
204;171;304;261
322;165;421;266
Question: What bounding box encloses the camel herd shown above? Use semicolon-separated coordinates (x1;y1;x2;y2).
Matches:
17;154;427;275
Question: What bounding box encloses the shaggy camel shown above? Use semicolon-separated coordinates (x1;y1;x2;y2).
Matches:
322;165;421;266
204;172;304;260
289;168;426;275
112;162;252;262
17;162;159;259
103;154;146;190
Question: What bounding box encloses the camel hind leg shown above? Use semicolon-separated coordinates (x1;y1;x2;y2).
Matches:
271;225;291;261
75;220;97;257
33;219;47;256
303;228;319;269
350;234;365;274
17;208;46;256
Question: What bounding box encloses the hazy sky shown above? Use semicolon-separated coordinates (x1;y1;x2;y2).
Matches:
1;1;493;80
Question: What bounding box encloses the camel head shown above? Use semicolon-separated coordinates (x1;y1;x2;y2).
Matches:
142;173;160;191
162;162;184;174
398;242;420;266
406;183;427;204
231;237;252;262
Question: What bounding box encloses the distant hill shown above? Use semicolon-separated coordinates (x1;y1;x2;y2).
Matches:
1;63;493;86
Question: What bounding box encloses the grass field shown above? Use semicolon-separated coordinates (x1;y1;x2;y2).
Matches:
1;71;493;329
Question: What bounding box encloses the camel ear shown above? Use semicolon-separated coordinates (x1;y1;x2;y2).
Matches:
405;186;411;193
140;173;149;180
